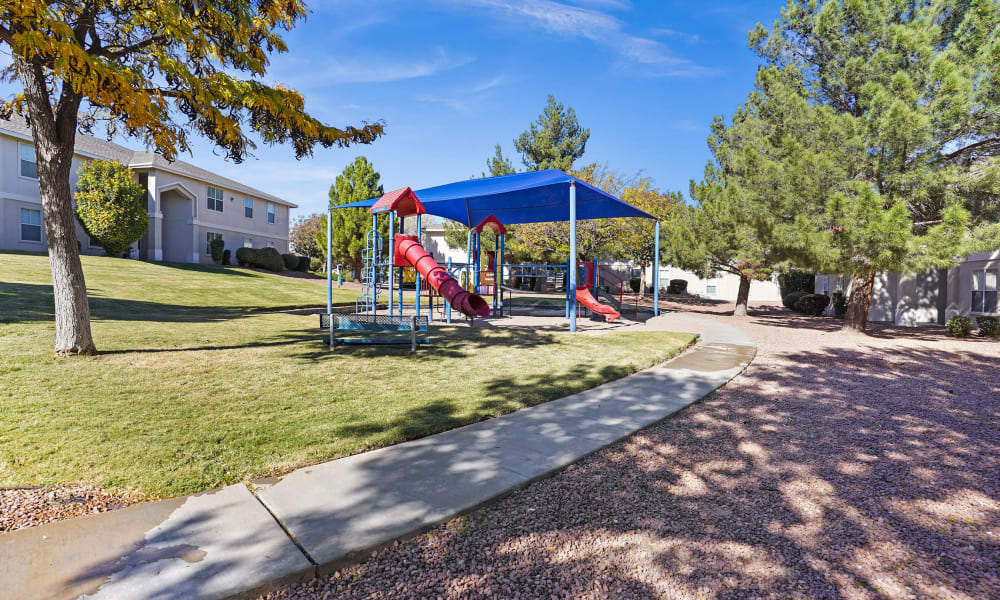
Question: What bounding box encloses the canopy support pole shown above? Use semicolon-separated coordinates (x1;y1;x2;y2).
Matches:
653;220;660;317
415;214;422;318
388;211;395;316
326;209;333;315
569;182;577;333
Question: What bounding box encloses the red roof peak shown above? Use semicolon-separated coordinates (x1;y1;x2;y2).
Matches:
370;187;425;217
473;214;507;235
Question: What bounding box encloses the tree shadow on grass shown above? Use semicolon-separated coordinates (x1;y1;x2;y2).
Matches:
275;341;1000;599
0;281;312;325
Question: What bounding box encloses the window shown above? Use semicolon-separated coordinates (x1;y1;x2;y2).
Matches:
972;269;998;314
207;186;224;212
20;208;41;241
706;278;717;295
820;276;830;296
244;198;253;218
19;143;37;179
206;232;223;255
243;238;253;248
267;202;275;224
265;241;275;248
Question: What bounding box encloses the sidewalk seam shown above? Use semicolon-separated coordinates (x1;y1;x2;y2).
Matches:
245;482;320;569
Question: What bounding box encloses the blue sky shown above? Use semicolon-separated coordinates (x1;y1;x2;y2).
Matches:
12;1;786;218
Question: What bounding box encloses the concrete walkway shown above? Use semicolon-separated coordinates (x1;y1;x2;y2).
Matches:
0;313;754;600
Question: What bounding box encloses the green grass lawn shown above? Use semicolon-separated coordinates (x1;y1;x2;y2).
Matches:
0;251;694;498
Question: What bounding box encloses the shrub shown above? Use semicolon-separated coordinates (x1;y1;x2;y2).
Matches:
666;279;687;294
235;247;250;266
73;160;148;257
976;315;999;337
794;293;831;316
782;291;808;310
629;277;640;294
222;249;231;266
281;253;299;270
946;315;973;338
310;258;323;272
296;255;311;272
832;291;848;318
778;271;815;297
209;238;225;264
234;247;285;271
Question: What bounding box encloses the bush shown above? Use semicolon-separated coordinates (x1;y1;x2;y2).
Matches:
778;271;815;297
666;279;687;294
976;315;999;337
281;253;299;270
832;291;848;318
296;255;311;272
946;315;973;338
794;293;831;316
310;258;323;272
222;249;231;266
629;277;640;294
209;238;225;264
234;247;285;271
73;160;148;257
782;291;808;310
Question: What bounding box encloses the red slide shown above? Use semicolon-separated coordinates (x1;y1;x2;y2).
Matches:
576;289;621;322
396;237;491;318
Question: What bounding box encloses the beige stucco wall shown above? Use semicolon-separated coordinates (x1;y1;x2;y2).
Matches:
0;131;289;262
0;133;133;256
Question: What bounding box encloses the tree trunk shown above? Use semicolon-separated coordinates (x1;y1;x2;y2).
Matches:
17;57;96;355
843;271;876;333
733;274;751;317
353;255;362;282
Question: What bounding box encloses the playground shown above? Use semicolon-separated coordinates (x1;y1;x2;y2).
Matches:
323;169;663;349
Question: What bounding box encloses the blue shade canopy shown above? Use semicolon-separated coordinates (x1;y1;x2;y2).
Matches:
333;169;656;225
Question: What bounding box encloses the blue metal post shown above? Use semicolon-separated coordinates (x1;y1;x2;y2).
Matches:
565;258;570;319
446;257;453;323
473;233;480;290
371;213;378;316
326;209;332;315
499;233;505;316
388;211;395;316
398;217;404;314
654;220;660;316
415;214;422;318
466;229;472;292
569;182;577;332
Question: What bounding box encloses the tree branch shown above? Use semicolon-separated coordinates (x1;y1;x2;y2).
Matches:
941;137;1000;161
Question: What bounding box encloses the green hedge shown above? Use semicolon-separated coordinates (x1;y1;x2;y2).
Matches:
666;279;687;294
296;255;311;272
281;253;299;270
235;247;285;272
976;315;998;337
778;271;815;297
832;291;848;318
794;293;831;316
209;238;225;264
782;291;808;310
947;316;973;338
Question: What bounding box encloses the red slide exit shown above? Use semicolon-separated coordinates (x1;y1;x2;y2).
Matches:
576;289;621;322
395;236;490;318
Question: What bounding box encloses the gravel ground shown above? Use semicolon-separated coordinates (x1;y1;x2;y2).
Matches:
0;484;136;532
260;300;1000;600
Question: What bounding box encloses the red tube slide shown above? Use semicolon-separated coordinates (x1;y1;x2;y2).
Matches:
396;237;491;318
576;289;621;322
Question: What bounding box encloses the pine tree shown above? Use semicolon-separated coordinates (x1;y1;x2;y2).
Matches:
322;157;386;281
748;0;1000;331
512;95;590;171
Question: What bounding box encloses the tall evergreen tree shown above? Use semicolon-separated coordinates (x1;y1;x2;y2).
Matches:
323;157;386;281
749;0;1000;331
512;95;590;171
1;1;384;354
485;144;516;177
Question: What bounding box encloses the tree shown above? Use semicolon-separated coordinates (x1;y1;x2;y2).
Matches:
484;144;516;177
748;0;1000;331
73;160;147;257
324;156;385;280
0;2;384;355
289;213;324;260
609;182;681;298
513;95;590;171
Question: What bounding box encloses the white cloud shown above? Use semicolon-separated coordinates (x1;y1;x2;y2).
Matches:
444;0;714;78
470;75;509;93
272;47;474;87
651;28;701;44
673;119;703;132
416;94;469;112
